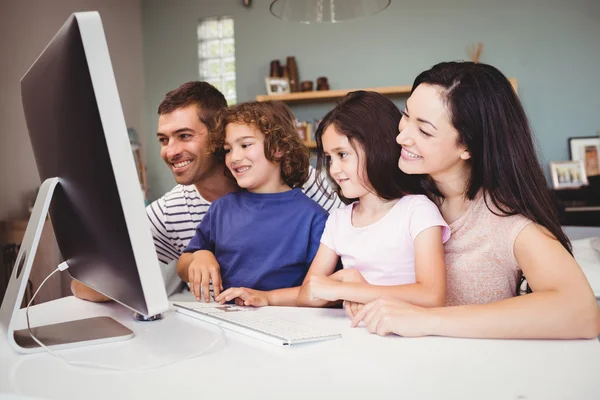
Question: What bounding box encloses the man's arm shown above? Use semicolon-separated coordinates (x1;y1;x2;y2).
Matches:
70;280;111;302
146;197;182;264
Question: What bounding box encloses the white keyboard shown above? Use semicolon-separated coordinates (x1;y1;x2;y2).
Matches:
173;302;341;346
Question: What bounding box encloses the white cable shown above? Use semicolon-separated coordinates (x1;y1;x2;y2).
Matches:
27;265;226;372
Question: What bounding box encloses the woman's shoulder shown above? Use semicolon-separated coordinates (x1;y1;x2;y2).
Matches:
470;193;534;238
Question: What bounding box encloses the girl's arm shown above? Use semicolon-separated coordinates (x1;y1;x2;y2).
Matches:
297;244;341;307
322;226;446;307
353;224;600;339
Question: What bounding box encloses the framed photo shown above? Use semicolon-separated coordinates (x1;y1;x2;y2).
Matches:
265;77;290;95
568;136;600;177
550;160;588;190
295;120;313;142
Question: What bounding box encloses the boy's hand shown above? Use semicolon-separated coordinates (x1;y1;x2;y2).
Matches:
188;251;223;302
216;287;269;307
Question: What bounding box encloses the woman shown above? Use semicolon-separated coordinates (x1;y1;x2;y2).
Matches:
350;61;600;339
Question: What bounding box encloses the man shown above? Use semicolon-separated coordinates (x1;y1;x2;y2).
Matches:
72;81;342;301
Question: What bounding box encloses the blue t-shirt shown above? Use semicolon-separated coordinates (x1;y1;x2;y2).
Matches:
184;188;328;291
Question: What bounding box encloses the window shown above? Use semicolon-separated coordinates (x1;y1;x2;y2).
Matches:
197;16;237;105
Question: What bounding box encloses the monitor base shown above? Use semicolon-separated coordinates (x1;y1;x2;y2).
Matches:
13;316;134;351
133;312;163;322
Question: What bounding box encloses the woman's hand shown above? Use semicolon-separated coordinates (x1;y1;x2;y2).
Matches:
343;300;364;319
351;298;436;337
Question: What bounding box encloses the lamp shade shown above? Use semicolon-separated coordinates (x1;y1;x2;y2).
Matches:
269;0;391;24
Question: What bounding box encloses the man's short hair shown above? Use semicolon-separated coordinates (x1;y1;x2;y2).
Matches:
158;81;227;130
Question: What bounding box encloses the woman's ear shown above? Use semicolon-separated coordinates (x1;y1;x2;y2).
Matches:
460;150;472;160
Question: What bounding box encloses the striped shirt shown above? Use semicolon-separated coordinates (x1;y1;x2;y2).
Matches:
146;166;343;264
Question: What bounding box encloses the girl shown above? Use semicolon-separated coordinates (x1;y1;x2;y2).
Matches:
297;91;451;309
177;101;328;306
352;62;600;339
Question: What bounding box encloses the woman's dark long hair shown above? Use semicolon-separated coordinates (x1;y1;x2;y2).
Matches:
314;90;424;204
412;61;571;255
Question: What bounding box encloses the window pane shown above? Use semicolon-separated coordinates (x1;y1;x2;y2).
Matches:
222;18;234;37
222;39;235;57
223;57;236;75
198;17;235;103
200;59;221;78
226;96;237;105
207;79;222;91
223;77;236;98
200;40;221;58
200;19;219;39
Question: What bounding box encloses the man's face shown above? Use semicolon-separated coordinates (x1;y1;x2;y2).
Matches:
157;104;217;186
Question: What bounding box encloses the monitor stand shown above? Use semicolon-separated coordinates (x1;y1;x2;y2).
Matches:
0;177;134;354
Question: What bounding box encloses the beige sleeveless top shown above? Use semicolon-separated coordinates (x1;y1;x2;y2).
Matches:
444;192;533;306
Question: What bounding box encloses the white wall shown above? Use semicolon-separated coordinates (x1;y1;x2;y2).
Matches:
0;0;144;220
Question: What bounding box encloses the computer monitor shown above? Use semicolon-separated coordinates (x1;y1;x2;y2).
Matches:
0;11;169;353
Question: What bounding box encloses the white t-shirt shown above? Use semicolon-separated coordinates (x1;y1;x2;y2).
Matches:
320;195;451;286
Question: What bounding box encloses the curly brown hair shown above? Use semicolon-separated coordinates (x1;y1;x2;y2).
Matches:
211;101;309;188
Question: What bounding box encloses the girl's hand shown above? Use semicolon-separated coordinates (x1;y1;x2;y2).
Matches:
343;300;364;319
351;298;435;337
330;268;367;284
215;287;269;307
305;275;340;302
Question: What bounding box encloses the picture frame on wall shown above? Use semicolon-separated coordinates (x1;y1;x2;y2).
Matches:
265;77;291;95
550;160;589;190
568;136;600;177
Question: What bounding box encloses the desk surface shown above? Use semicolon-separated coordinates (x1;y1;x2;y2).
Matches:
1;296;600;400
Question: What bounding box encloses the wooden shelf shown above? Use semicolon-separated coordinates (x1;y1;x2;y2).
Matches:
256;85;413;103
256;79;518;103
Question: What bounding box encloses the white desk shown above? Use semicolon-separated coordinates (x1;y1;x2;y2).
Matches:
572;237;600;298
1;296;599;400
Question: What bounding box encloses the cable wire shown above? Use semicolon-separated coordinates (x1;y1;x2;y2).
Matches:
26;265;225;372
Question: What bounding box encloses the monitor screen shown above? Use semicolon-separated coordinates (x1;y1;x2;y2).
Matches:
19;12;168;317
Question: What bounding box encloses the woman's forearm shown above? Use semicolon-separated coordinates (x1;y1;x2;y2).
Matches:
425;291;600;339
335;282;445;308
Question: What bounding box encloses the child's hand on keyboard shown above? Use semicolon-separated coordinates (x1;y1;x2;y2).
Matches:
215;287;269;307
188;251;223;302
